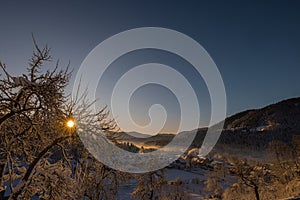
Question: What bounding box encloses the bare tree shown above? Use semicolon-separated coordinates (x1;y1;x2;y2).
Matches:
0;36;203;200
0;36;76;199
229;159;274;200
0;37;121;199
132;170;166;200
204;160;226;199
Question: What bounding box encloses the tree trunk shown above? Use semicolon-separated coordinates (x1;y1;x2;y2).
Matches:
10;135;73;199
0;159;7;199
254;186;260;200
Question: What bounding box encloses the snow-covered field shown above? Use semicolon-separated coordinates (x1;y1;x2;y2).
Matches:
117;168;207;200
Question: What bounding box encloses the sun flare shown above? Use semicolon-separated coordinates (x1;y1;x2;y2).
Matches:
66;119;75;128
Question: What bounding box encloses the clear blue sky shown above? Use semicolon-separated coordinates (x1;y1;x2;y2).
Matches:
1;1;300;133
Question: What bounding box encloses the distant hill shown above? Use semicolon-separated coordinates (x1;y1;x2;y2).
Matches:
112;131;175;147
223;97;300;132
123;131;151;138
116;97;300;149
210;97;300;149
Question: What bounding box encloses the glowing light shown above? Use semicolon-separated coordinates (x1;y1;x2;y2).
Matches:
66;120;75;128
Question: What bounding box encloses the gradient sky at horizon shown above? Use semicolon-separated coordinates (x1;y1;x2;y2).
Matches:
1;1;300;133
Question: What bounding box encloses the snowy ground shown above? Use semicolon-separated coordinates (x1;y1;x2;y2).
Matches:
117;168;210;200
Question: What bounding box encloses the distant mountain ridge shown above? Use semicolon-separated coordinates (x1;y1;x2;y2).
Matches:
116;97;300;148
223;97;300;132
210;97;300;149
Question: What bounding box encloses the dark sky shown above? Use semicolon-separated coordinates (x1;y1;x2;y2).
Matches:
1;1;300;133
